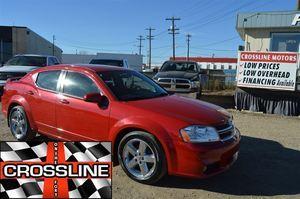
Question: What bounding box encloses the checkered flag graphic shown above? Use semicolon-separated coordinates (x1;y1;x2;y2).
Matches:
0;179;44;198
64;142;111;162
68;178;111;198
0;142;48;162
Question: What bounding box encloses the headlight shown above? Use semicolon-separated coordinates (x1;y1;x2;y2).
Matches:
191;81;200;88
180;125;220;143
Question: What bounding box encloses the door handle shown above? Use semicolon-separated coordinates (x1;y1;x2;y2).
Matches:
26;91;34;95
59;99;70;104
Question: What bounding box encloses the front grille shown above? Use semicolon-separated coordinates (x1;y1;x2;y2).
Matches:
160;83;171;88
175;79;189;84
157;78;192;92
176;84;190;89
0;72;27;80
214;122;232;131
214;121;235;141
159;79;171;83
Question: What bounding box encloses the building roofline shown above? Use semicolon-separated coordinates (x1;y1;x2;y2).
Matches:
174;57;237;63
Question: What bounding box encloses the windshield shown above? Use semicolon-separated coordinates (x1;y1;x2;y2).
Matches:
5;56;47;67
160;62;198;72
98;70;168;101
90;59;124;67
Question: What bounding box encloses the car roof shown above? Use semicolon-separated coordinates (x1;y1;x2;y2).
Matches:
41;64;127;72
165;60;198;64
91;58;124;61
15;54;56;58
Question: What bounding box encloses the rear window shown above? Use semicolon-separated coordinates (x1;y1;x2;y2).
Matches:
90;59;123;67
36;71;61;91
6;56;47;67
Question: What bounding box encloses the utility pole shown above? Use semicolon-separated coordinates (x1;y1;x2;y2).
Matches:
0;40;3;64
186;34;191;61
166;16;180;60
146;27;155;69
136;35;145;55
52;35;55;56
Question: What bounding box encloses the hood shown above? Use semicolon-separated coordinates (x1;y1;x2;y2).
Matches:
126;95;230;126
0;65;39;73
155;71;198;80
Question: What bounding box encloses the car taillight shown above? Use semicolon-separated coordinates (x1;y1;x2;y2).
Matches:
3;85;6;95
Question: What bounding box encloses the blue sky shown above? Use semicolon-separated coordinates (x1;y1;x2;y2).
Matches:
0;0;297;64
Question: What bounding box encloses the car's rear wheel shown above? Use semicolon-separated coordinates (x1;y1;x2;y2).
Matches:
118;131;167;184
9;106;36;141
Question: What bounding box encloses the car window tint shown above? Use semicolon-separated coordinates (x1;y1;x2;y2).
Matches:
5;57;19;65
63;72;99;98
53;57;60;64
36;71;61;91
17;56;47;67
49;57;60;65
48;57;54;66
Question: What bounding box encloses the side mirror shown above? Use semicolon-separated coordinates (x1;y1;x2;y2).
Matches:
83;93;109;109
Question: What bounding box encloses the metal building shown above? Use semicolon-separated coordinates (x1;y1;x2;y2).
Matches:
0;26;62;64
236;11;300;52
62;52;143;71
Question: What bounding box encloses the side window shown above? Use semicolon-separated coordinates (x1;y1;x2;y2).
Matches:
36;71;61;91
49;57;60;65
53;57;60;64
48;57;55;66
6;57;19;65
63;72;99;98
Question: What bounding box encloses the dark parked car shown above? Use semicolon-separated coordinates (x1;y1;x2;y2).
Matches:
153;61;203;99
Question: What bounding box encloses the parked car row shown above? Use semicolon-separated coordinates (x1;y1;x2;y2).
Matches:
1;55;204;99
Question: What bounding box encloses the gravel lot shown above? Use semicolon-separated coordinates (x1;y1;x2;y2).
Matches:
1;103;299;199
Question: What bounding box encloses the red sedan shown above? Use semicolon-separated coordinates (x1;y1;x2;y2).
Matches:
1;64;240;184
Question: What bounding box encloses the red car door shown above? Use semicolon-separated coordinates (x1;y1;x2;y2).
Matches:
29;70;62;135
55;71;110;141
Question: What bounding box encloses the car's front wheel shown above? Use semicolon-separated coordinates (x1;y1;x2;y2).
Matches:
118;131;167;184
9;106;36;141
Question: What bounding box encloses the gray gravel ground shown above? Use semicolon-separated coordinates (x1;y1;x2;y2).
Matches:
1;104;299;199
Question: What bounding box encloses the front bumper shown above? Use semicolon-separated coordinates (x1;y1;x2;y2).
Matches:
169;128;241;178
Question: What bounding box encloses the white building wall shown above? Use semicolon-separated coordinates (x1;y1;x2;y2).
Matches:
197;62;237;70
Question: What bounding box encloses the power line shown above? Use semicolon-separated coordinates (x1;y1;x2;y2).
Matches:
193;36;240;48
56;42;134;53
180;0;219;19
56;35;137;47
183;1;261;31
146;27;155;68
136;35;145;55
166;16;180;60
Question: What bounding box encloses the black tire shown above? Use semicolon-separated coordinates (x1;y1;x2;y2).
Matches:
9;106;36;141
118;131;167;184
196;86;202;99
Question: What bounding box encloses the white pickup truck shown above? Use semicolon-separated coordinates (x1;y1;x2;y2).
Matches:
0;54;60;96
89;58;136;70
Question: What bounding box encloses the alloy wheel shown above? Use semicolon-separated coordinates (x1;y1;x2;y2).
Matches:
122;138;157;180
10;109;28;139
